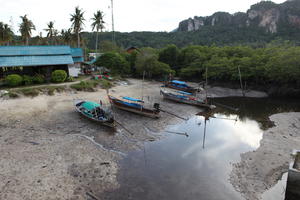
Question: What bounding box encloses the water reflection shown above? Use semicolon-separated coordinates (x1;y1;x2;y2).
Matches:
101;113;263;200
101;97;300;200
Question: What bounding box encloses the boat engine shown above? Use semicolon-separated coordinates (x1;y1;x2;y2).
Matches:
153;103;160;111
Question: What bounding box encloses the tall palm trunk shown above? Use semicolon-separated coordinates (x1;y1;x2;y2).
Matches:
77;32;80;47
26;37;29;45
95;30;99;53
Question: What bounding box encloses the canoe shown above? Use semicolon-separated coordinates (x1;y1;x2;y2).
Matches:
160;89;216;109
164;80;199;94
74;100;116;128
108;95;160;118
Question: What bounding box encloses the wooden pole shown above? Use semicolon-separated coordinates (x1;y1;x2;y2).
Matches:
203;118;207;149
238;66;245;97
141;70;145;101
111;0;115;43
205;66;208;87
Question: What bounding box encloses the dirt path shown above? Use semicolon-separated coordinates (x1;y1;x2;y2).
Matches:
5;76;91;92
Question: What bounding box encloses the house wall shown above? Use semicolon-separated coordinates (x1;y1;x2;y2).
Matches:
68;63;81;77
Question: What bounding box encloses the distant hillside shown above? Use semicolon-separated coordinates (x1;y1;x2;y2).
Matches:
83;0;300;49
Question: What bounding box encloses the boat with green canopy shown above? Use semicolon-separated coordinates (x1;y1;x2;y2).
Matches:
74;100;115;128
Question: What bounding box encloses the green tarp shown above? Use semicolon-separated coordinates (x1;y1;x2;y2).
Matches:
81;101;100;111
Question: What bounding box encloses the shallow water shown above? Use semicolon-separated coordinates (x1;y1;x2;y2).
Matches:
101;97;300;200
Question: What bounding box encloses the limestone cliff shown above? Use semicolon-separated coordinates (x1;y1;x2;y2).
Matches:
177;0;300;34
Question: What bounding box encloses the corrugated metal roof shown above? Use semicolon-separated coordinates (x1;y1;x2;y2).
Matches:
0;55;74;67
71;48;83;57
0;46;71;56
73;57;84;63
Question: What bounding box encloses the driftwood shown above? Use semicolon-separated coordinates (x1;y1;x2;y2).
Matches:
165;130;189;137
86;191;100;200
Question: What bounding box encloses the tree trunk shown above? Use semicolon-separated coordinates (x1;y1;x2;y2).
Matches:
95;31;99;53
77;32;80;48
26;37;29;45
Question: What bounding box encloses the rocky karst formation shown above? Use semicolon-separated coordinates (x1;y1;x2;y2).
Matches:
178;0;300;34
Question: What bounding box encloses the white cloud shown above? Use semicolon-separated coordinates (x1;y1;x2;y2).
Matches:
0;0;286;36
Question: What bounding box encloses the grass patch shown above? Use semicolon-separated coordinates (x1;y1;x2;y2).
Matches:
73;75;89;82
8;92;19;98
70;79;112;91
15;88;40;97
70;81;96;91
9;85;66;98
99;79;112;89
41;86;66;95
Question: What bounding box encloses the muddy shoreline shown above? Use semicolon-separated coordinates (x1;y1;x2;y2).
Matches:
1;78;298;200
230;112;300;200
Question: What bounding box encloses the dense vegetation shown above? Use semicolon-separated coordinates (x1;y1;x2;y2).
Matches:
94;43;300;96
82;28;279;50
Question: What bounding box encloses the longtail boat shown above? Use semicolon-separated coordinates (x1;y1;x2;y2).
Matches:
74;100;116;128
108;95;160;118
164;80;200;94
160;89;216;109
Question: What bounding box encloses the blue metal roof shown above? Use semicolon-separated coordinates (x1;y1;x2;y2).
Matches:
0;46;71;56
0;55;74;67
73;57;84;63
0;46;84;67
71;48;83;57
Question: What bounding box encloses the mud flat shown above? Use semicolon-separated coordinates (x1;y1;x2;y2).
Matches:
0;79;202;199
206;86;268;98
230;112;300;200
0;78;280;199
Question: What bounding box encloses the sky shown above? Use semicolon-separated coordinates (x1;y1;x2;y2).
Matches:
0;0;287;36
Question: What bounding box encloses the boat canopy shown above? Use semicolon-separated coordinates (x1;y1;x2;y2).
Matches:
171;80;187;85
82;101;100;111
122;96;144;103
176;91;192;95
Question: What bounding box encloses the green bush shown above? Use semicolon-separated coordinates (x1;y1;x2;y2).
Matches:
23;75;34;85
5;74;23;87
51;70;67;83
33;74;45;84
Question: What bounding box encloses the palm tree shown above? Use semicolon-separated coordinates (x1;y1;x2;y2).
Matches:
70;6;85;48
0;22;14;45
44;21;57;45
19;15;35;45
61;28;73;45
0;22;4;44
91;10;105;53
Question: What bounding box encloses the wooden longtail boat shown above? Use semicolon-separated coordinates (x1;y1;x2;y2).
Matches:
108;95;160;118
160;89;216;109
164;80;200;94
74;100;116;128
